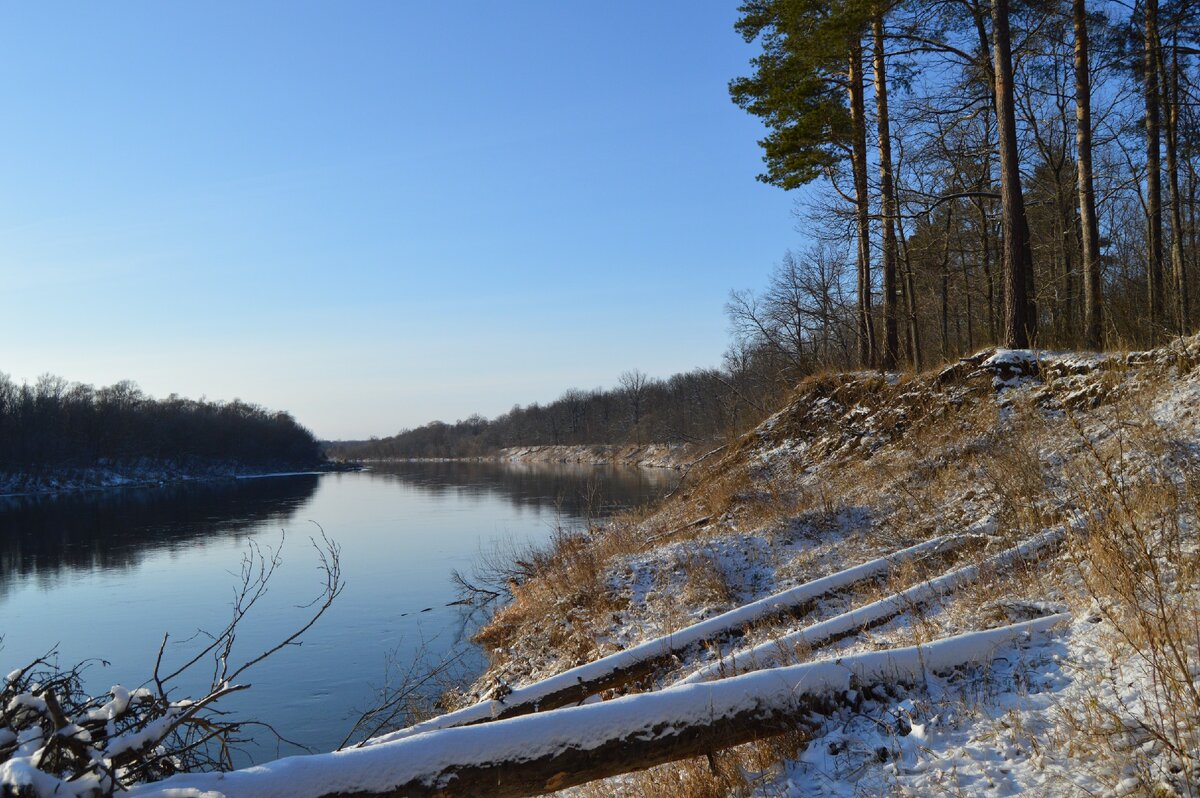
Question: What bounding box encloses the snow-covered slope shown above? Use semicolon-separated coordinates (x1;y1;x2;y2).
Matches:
463;337;1200;797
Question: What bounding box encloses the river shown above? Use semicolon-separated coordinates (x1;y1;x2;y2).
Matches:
0;461;674;764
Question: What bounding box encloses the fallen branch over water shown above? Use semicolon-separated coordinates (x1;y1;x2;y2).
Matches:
130;616;1069;798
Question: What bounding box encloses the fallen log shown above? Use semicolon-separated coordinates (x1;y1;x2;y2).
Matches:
366;533;973;745
130;615;1068;798
680;528;1064;684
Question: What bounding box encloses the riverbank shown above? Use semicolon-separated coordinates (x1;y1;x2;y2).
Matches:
0;459;357;498
492;443;697;470
437;336;1200;796
345;444;700;470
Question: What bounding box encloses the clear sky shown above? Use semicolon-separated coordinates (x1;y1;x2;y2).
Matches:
0;2;800;440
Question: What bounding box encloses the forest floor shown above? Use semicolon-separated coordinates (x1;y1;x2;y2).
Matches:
443;335;1200;797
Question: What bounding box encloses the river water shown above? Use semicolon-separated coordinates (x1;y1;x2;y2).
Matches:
0;461;673;764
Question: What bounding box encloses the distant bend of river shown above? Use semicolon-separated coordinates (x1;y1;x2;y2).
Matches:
0;460;674;765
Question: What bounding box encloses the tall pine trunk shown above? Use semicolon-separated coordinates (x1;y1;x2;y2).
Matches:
1074;0;1103;349
993;0;1037;348
849;40;876;368
1162;33;1189;334
1143;0;1165;334
872;14;899;369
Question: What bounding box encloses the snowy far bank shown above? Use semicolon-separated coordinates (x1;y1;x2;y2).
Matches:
0;460;352;499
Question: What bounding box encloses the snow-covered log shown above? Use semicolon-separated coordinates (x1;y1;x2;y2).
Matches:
368;533;971;745
680;528;1063;683
129;616;1068;798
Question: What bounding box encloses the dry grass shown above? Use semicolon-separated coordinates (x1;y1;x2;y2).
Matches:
677;550;737;610
1057;416;1200;796
463;341;1200;796
473;525;625;669
569;731;812;798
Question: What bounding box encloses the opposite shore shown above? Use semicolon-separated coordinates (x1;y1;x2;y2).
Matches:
0;459;360;500
0;445;685;500
346;442;700;472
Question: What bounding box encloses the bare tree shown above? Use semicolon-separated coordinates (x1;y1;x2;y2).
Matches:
618;369;650;444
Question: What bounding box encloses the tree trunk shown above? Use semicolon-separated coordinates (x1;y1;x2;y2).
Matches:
961;255;976;351
1144;0;1165;335
141;620;1065;798
993;0;1037;348
1162;32;1189;334
940;210;953;359
1057;178;1076;342
849;40;876;368
873;14;899;370
896;206;922;368
1074;0;1103;349
975;197;998;342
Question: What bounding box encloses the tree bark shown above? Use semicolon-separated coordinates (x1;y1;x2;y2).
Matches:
1074;0;1103;349
1056;177;1076;342
873;14;899;369
1162;31;1189;334
975;196;998;342
992;0;1037;348
849;40;876;368
897;211;922;369
1144;0;1165;334
940;210;953;359
139;619;1065;798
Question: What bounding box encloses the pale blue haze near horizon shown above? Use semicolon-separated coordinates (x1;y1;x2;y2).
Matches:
0;2;801;439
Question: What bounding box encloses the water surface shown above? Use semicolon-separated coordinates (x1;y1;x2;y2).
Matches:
0;461;672;763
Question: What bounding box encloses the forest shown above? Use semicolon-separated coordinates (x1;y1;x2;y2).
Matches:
0;373;324;473
335;0;1200;461
324;367;772;459
724;0;1198;368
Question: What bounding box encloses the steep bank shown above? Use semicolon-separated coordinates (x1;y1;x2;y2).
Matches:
493;443;698;470
438;336;1200;797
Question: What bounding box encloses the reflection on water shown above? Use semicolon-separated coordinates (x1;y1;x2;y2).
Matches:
361;460;671;518
0;461;674;763
0;476;320;595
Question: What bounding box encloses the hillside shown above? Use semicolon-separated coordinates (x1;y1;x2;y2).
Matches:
434;336;1200;796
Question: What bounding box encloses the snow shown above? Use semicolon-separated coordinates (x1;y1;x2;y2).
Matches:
759;611;1186;797
369;532;971;744
129;617;1066;798
681;529;1064;684
0;463;324;498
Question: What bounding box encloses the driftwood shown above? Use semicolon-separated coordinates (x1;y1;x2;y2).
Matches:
134;616;1068;798
367;533;974;744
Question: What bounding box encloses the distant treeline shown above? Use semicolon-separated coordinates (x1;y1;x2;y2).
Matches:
327;359;792;460
0;373;324;472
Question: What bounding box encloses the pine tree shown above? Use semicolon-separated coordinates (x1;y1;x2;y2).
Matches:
732;0;877;367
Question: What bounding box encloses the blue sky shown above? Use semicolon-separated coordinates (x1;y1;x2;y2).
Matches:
0;2;799;439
